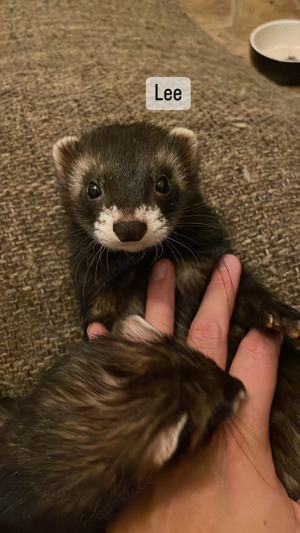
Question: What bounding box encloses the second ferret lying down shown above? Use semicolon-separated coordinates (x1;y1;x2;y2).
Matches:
0;316;245;533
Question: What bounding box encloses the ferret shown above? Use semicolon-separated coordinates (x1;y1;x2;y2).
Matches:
52;122;300;497
0;316;245;532
0;122;299;532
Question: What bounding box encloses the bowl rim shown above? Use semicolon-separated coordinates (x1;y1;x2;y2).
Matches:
249;19;300;62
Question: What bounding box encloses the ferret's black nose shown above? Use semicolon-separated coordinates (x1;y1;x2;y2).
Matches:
113;221;147;242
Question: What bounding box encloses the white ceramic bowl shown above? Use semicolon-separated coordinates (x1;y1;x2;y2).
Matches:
249;19;300;85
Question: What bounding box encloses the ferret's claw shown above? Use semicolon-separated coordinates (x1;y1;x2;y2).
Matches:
264;312;300;338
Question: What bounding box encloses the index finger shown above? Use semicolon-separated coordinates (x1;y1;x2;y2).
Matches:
145;259;175;335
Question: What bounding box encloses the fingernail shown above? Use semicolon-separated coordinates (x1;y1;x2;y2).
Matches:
86;324;97;339
87;323;106;339
150;261;168;282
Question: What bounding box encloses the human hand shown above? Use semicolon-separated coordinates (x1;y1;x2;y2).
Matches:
88;256;300;533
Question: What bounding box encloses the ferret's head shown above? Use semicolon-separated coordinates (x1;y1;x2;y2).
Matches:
53;122;200;252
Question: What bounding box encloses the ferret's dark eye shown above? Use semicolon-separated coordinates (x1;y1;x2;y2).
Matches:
87;182;102;199
156;175;171;195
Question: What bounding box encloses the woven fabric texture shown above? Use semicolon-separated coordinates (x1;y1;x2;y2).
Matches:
0;0;299;397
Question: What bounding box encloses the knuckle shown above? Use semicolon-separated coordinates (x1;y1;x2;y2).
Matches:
241;334;274;358
190;318;227;347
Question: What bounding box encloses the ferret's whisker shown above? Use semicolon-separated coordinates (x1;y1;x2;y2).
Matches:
82;243;98;303
72;240;94;271
22;254;40;282
170;230;201;245
228;417;250;448
151;245;159;265
72;244;95;281
168;234;199;267
233;415;259;441
70;235;97;259
157;242;164;261
105;248;110;273
170;201;210;215
94;245;105;283
225;419;248;455
216;263;231;315
176;214;221;221
165;239;180;265
225;419;273;490
219;256;235;308
176;222;246;246
165;236;186;269
69;228;89;237
58;263;73;301
150;242;165;265
175;222;223;231
73;241;95;288
173;207;219;217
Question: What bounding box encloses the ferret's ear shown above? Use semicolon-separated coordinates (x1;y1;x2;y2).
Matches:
170;127;198;148
53;135;79;179
168;127;200;175
122;315;163;343
143;413;188;470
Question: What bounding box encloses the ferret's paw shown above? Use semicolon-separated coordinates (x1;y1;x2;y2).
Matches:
264;309;300;339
